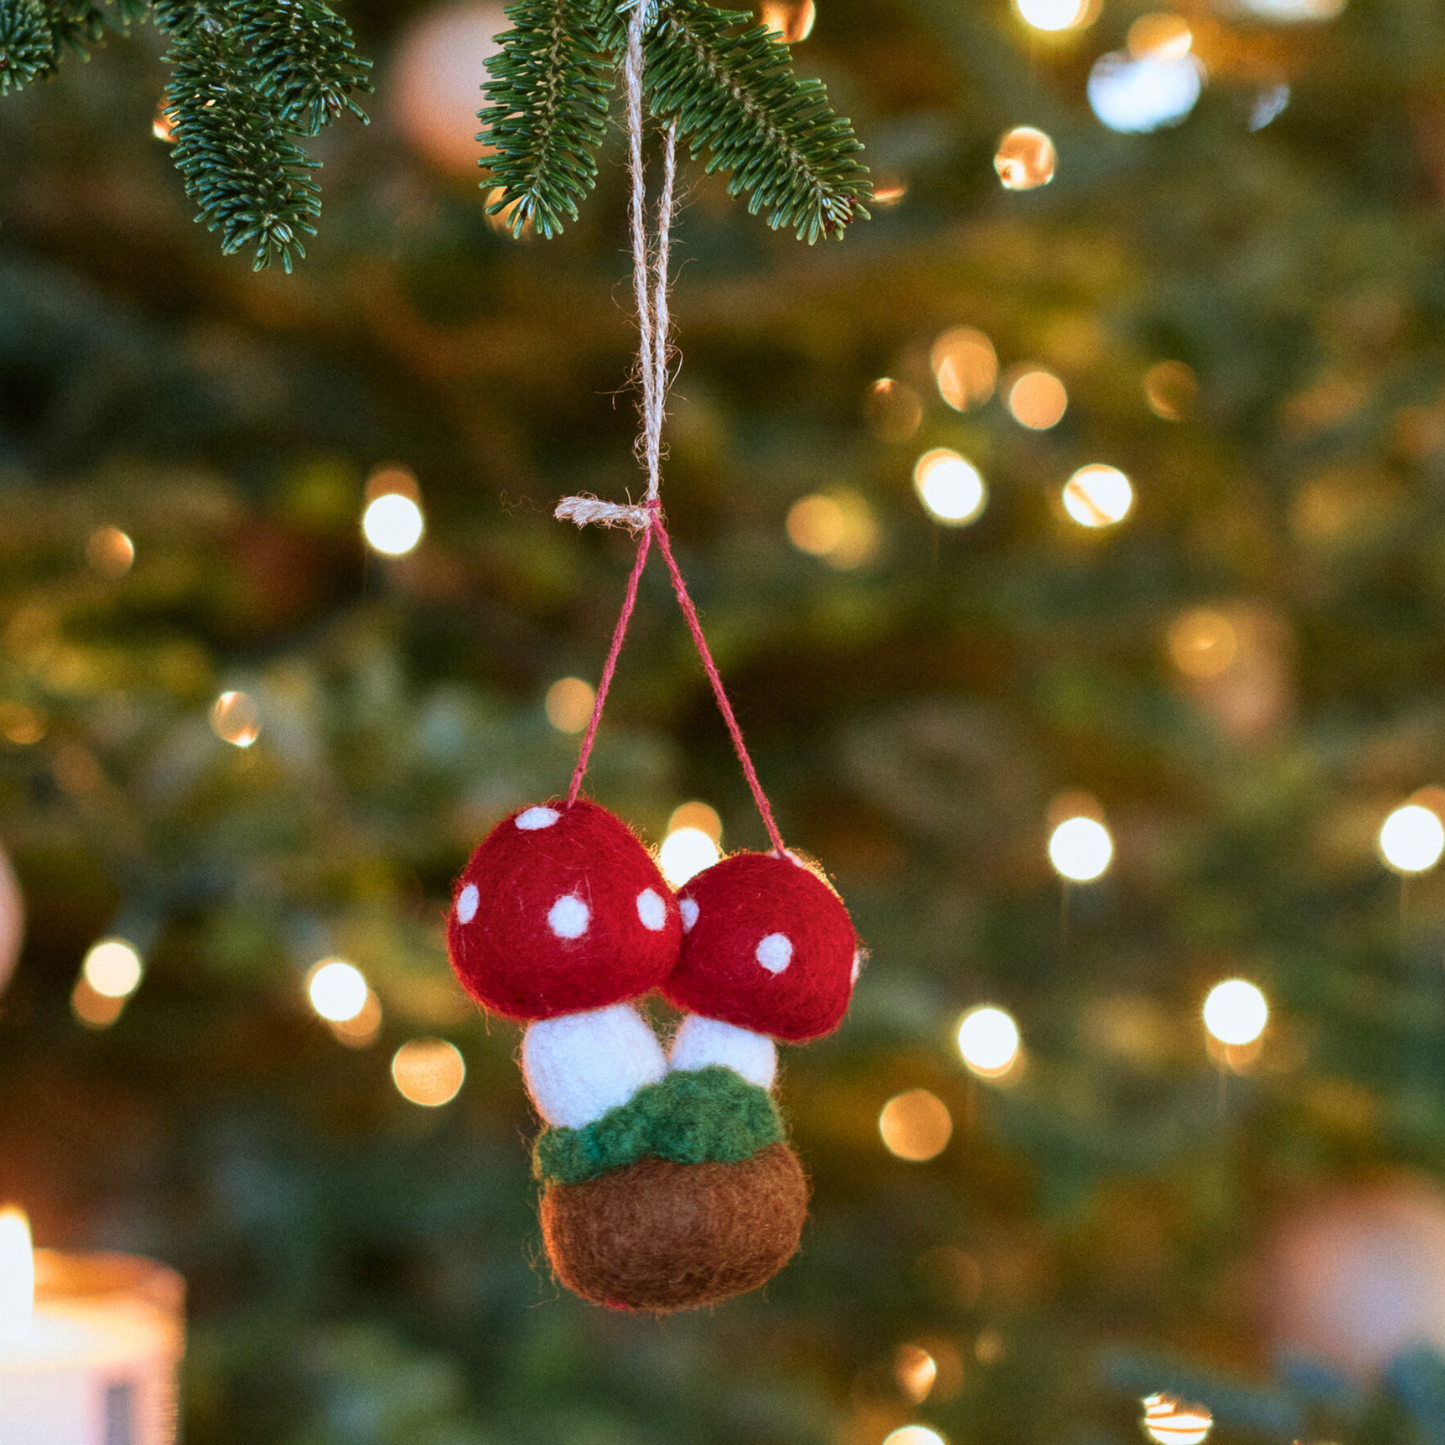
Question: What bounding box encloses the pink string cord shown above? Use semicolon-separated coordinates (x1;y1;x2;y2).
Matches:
648;512;787;858
566;524;653;805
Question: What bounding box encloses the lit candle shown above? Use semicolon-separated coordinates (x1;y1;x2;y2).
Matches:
0;1208;184;1443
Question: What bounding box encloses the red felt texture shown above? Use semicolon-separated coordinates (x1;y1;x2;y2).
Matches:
448;798;682;1021
663;851;857;1042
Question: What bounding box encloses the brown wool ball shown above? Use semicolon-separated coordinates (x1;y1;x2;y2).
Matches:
540;1145;809;1313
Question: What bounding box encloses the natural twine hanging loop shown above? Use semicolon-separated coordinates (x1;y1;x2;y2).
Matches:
554;2;786;856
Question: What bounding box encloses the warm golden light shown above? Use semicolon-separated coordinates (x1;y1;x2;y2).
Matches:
994;126;1057;190
1378;803;1445;874
545;677;596;734
957;1006;1021;1076
660;827;721;888
1007;369;1068;429
1144;360;1199;420
1127;12;1193;59
1048;816;1113;881
1168;608;1239;679
72;977;126;1029
879;1089;953;1161
0;1207;34;1344
1141;1392;1213;1445
1012;0;1088;30
392;1038;466;1106
882;1428;947;1445
668;801;722;841
1203;980;1268;1047
0;702;45;746
86;526;135;578
931;327;998;411
863;378;923;442
914;449;987;526
363;492;425;556
307;959;369;1023
211;690;260;748
152;102;176;143
484;187;536;239
1062;465;1133;527
894;1343;939;1403
331;988;383;1048
83;938;143;998
785;490;880;568
760;0;815;41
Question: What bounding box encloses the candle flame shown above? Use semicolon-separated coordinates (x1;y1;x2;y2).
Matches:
0;1207;34;1343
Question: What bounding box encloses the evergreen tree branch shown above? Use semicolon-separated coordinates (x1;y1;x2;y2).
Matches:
0;0;59;92
640;0;870;242
477;0;614;239
232;0;371;135
161;4;321;272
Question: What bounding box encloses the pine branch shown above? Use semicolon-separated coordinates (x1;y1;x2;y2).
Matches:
232;0;371;136
161;5;321;272
0;0;58;92
477;0;614;239
641;0;870;242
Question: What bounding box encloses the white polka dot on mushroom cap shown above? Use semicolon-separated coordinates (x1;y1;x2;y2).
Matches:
679;898;699;933
636;888;667;931
455;884;479;923
755;932;793;974
548;894;590;939
516;806;561;831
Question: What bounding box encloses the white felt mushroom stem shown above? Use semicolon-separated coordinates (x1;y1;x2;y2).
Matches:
668;1013;778;1092
521;1003;668;1129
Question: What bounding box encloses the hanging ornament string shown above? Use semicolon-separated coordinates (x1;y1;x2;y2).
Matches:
558;1;786;858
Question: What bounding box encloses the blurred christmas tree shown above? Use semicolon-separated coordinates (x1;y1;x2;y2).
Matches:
5;0;1445;1441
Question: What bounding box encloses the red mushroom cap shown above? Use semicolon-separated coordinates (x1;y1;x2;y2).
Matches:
662;851;857;1042
448;798;682;1021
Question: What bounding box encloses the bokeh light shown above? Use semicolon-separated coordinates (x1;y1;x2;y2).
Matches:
307;959;369;1023
879;1089;953;1161
914;450;987;526
85;526;134;578
1144;360;1199;420
785;489;880;568
760;0;815;41
1088;51;1204;133
957;1006;1021;1076
363;492;425;556
392;1038;466;1106
1203;980;1268;1047
894;1344;938;1403
330;989;383;1048
994;126;1057;190
883;1427;947;1445
1238;0;1344;17
71;978;126;1029
1012;0;1089;31
931;327;997;411
668;801;722;841
1062;465;1133;527
660;827;721;888
864;377;923;441
211;690;260;747
83;938;143;998
1141;1392;1213;1445
545;676;596;733
1378;803;1445;874
1007;369;1068;429
1127;11;1192;60
0;703;45;746
1048;815;1113;881
1168;608;1239;679
0;1207;33;1340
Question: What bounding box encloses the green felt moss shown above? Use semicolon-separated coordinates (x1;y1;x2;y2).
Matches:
534;1066;785;1185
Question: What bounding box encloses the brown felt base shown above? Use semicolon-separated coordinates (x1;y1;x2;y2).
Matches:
540;1143;809;1313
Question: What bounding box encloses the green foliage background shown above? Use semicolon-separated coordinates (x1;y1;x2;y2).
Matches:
3;0;1445;1441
